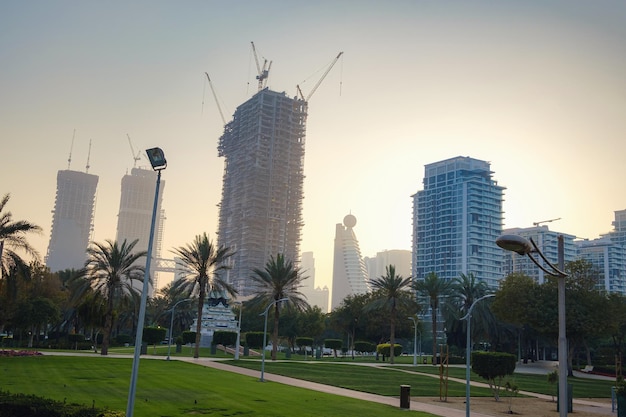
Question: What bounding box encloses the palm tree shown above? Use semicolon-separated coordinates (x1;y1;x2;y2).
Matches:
171;233;236;359
445;273;493;347
249;253;309;360
366;265;415;364
414;272;450;364
77;239;146;355
0;193;42;279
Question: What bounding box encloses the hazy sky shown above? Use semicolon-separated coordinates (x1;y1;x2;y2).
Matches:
2;1;625;293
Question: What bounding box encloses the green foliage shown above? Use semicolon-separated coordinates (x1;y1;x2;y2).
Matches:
245;331;267;349
114;334;132;345
296;337;313;347
376;343;402;357
212;330;237;346
471;351;516;401
0;389;123;417
182;331;196;345
143;326;167;345
547;370;558;402
354;341;375;353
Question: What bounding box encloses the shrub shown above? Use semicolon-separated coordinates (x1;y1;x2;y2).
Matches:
324;339;342;358
213;330;237;346
376;343;402;358
472;351;516;401
0;390;124;416
115;334;132;345
182;331;196;345
354;341;375;353
245;332;267;349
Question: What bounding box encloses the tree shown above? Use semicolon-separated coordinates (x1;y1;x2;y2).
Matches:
414;272;450;363
248;253;309;360
472;351;516;401
366;265;415;364
171;233;236;359
76;239;146;355
444;273;493;350
143;326;166;353
0;193;42;280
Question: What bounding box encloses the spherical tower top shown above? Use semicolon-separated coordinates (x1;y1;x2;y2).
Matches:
343;213;357;228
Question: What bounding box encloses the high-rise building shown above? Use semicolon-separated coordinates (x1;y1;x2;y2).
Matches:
575;237;626;294
412;156;505;288
115;167;165;294
300;251;330;313
46;170;99;272
365;249;412;281
331;213;369;310
499;226;577;283
217;88;307;296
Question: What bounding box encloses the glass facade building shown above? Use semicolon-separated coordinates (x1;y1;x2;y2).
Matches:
412;156;505;288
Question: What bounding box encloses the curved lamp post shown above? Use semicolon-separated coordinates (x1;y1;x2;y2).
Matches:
260;297;288;382
126;147;167;417
167;298;192;361
461;293;495;417
497;233;568;417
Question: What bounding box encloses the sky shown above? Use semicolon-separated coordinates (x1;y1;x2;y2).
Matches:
2;1;626;294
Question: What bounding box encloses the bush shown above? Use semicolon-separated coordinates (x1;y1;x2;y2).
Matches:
245;332;267;349
376;343;402;358
472;351;516;401
213;331;237;346
354;341;375;353
0;390;124;417
182;331;196;345
115;334;132;345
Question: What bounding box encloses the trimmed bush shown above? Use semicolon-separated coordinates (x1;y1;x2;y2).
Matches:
213;330;237;346
245;332;267;349
182;331;196;345
324;339;342;358
0;389;124;417
472;351;516;401
354;341;375;353
376;343;402;358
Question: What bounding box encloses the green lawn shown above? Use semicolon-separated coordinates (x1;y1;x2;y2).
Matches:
0;355;437;417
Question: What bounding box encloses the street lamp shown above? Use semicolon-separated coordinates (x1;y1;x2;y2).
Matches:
126;147;166;417
167;298;191;361
408;316;420;366
233;301;243;360
461;293;495;417
497;233;568;417
260;297;288;382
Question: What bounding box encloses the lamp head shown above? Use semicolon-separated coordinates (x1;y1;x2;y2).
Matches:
496;234;533;256
146;147;167;171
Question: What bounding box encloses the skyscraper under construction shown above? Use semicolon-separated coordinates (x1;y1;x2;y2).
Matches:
217;88;307;296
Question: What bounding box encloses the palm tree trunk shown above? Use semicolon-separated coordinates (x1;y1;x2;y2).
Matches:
272;304;280;361
195;286;205;359
101;293;115;356
389;309;396;364
431;305;437;365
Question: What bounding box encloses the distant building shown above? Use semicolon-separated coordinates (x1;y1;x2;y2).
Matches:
331;214;369;310
216;88;307;296
575;237;626;294
412;156;505;288
500;226;577;284
300;251;330;313
115;167;165;295
365;249;412;280
191;294;238;347
46;170;98;272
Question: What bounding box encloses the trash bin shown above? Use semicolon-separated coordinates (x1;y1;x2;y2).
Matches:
400;385;411;409
140;344;147;355
557;383;573;413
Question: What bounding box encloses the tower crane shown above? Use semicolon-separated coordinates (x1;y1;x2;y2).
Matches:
126;134;141;168
205;72;227;126
533;217;562;227
251;41;272;92
297;51;343;102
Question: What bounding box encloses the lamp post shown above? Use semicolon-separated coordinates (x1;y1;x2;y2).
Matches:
461;293;495;417
497;233;568;417
167;298;191;361
233;301;242;360
408;316;418;366
260;297;288;382
126;147;166;417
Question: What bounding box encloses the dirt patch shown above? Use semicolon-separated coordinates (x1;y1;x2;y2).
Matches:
418;397;613;416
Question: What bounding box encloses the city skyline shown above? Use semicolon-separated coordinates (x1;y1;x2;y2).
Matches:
2;1;625;292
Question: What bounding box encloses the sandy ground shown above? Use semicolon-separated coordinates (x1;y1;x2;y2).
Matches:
418;396;613;416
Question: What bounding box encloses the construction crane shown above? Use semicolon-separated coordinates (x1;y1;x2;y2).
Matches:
126;134;141;168
297;51;343;102
251;41;272;92
205;72;227;126
533;217;562;227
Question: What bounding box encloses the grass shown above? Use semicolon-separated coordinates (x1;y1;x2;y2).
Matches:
0;355;438;417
